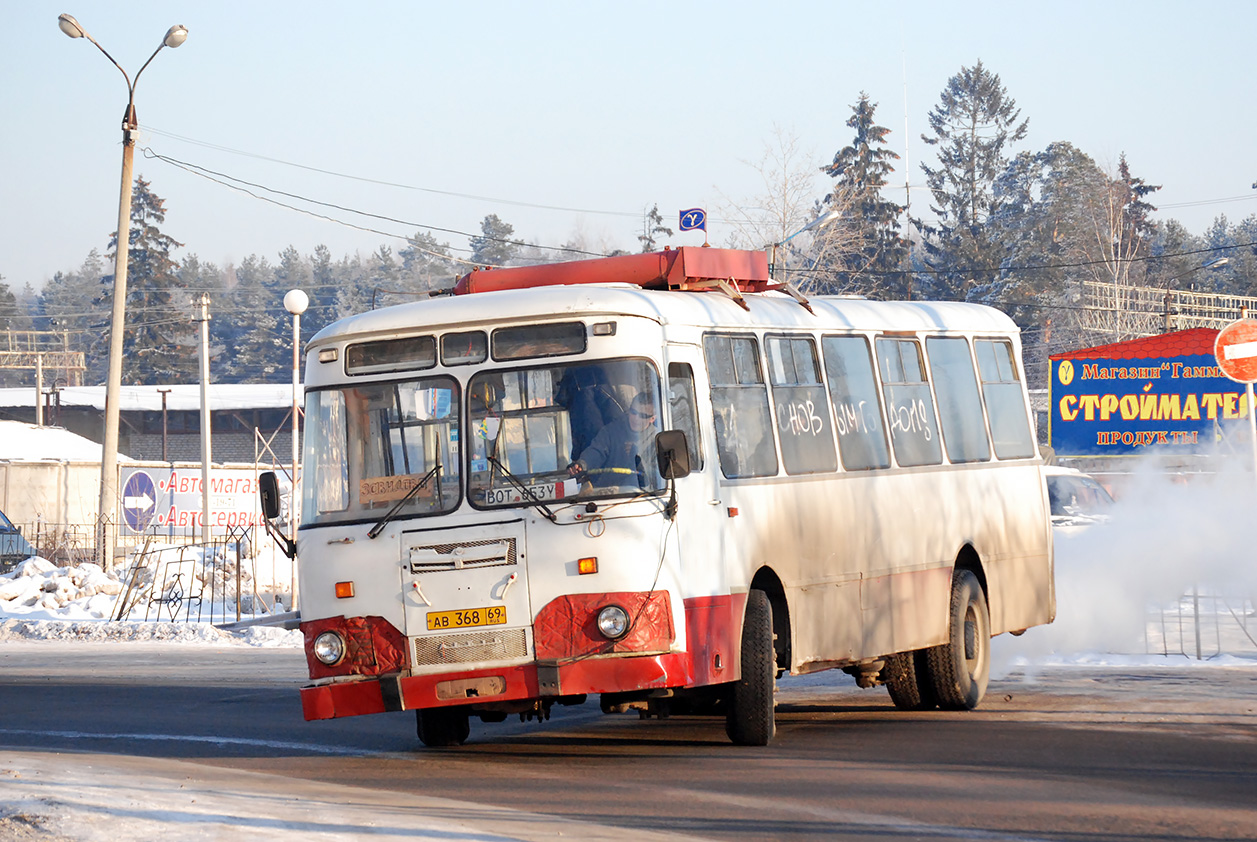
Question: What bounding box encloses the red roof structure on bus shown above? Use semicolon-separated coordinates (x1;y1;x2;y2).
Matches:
453;247;773;296
1048;327;1219;361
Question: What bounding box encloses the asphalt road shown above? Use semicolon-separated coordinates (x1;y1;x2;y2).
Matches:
1;642;1255;841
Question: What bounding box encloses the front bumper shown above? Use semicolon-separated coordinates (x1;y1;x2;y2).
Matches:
301;651;692;721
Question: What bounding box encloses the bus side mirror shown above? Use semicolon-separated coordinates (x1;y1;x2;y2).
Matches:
655;430;691;480
259;471;282;520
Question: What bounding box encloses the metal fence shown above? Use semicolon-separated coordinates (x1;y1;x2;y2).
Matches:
110;526;286;625
3;516;295;624
1146;588;1257;660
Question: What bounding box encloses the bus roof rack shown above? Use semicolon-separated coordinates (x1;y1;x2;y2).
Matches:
452;247;812;313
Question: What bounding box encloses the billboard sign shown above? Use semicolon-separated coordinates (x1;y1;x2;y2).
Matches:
1050;329;1253;457
118;465;269;535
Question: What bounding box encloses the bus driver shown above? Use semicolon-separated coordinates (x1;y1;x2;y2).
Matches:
568;392;661;488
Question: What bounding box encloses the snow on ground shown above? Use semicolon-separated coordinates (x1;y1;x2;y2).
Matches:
0;550;301;648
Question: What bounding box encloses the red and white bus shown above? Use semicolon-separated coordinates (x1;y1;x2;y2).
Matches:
261;247;1054;746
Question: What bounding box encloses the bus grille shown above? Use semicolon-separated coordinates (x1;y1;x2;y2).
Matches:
413;628;528;666
408;538;517;573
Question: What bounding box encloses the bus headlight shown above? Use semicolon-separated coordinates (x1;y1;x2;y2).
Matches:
596;605;631;640
312;631;346;665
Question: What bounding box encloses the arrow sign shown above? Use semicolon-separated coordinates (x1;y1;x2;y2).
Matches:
1214;319;1257;383
121;471;157;533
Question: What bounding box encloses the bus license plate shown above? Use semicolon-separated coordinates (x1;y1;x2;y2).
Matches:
426;605;507;631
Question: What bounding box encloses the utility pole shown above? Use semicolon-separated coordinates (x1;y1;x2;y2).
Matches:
197;294;212;545
157;387;171;462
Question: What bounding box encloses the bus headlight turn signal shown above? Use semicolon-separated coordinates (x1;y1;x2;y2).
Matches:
596;605;631;640
313;631;346;665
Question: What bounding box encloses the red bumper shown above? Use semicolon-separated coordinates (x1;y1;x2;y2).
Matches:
300;651;693;721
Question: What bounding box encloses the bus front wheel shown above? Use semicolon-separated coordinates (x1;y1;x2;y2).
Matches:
882;649;938;711
926;569;990;710
725;589;776;746
416;706;470;747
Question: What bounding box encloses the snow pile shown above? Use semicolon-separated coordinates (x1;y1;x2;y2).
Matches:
0;419;120;461
0;551;301;647
0;557;122;619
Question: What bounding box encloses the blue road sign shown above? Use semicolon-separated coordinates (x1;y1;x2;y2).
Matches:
122;470;157;533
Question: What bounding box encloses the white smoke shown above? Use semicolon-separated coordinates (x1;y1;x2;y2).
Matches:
993;456;1257;675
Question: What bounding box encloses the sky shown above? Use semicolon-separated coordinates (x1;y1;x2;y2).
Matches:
2;1;1256;294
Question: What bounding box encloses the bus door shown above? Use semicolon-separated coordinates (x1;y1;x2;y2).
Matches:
398;519;533;662
665;346;739;687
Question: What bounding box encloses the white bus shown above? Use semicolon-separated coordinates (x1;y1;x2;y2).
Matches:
260;247;1054;747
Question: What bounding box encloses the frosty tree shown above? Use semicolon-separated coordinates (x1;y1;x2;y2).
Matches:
917;61;1028;300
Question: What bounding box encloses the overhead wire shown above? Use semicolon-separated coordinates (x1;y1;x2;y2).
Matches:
144;149;606;264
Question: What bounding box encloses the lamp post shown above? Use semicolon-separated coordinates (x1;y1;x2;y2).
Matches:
1162;257;1230;332
59;14;188;569
283;289;308;611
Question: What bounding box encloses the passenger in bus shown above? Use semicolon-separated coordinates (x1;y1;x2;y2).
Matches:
568;392;661;488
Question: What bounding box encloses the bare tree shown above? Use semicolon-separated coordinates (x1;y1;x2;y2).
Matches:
716;126;861;294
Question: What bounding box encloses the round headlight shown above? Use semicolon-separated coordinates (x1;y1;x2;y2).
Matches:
312;631;346;665
596;605;631;640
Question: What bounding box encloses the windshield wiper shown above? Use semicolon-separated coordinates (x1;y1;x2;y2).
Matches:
367;463;441;539
486;454;558;522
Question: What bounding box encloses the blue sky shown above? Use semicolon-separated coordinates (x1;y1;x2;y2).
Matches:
3;0;1255;290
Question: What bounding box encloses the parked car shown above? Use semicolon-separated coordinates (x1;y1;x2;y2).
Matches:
1044;466;1115;532
0;508;36;571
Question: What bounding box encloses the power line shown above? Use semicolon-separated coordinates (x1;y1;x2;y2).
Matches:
146;126;643;220
144;148;605;264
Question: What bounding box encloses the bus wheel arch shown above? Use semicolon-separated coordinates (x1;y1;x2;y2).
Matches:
749;568;791;674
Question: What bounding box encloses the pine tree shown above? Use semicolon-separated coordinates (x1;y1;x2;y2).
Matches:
469;214;519;267
308;244;339;335
819;93;906;296
40;250;108;382
637;204;674;252
0;275;17;330
917;61;1028;300
399;231;457;293
103;176;193;383
222;254;283;382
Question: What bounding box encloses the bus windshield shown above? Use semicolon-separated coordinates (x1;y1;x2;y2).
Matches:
468;358;664;507
301;376;462;527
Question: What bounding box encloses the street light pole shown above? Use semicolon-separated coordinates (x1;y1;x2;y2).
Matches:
58;14;188;569
283;289;309;612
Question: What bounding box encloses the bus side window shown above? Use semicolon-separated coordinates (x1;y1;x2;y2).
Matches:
666;362;704;471
926;336;990;463
766;336;837;475
821;336;890;470
975;339;1036;459
875;337;942;467
704;334;778;479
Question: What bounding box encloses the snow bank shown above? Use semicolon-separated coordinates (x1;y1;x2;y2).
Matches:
0;553;300;647
0;557;122;619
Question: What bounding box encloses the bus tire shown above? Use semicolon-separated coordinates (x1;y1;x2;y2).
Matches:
416;707;470;747
927;569;990;711
725;589;776;746
883;650;938;711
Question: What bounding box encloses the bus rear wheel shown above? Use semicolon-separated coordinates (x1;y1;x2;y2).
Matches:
882;649;938;711
926;569;990;711
416;706;470;747
725;589;776;746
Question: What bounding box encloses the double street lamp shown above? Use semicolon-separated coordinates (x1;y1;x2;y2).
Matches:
58;14;188;568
